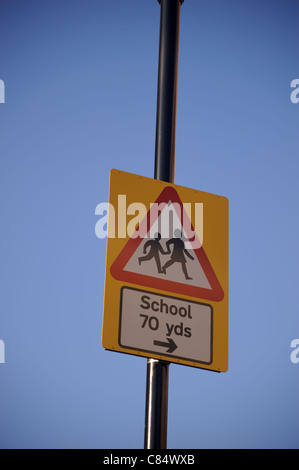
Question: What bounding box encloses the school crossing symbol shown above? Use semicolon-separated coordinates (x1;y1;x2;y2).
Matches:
110;186;224;302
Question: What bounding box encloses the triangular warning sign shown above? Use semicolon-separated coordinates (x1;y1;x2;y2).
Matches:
110;186;224;302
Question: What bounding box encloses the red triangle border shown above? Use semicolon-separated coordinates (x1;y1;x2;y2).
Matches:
110;186;224;302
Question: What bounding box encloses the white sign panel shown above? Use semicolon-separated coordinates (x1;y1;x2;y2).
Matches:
119;287;213;365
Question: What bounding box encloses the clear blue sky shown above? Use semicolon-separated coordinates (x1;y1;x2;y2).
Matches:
0;0;298;449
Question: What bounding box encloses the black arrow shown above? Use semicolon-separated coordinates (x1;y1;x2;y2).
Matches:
153;337;178;354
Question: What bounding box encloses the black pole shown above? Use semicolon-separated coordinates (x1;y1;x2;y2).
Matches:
154;0;183;183
144;358;169;449
144;0;183;450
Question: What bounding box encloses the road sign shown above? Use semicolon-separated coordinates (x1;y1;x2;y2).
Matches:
102;169;228;371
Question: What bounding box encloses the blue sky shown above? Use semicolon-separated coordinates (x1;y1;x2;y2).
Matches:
0;0;298;449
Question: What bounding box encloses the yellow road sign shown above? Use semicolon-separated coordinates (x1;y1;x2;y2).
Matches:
101;169;228;371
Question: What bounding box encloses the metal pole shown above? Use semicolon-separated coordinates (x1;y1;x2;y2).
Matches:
154;0;183;183
144;0;183;450
144;358;169;449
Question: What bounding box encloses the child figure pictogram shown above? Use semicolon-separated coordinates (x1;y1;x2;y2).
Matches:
162;229;194;280
138;232;167;274
138;229;194;280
